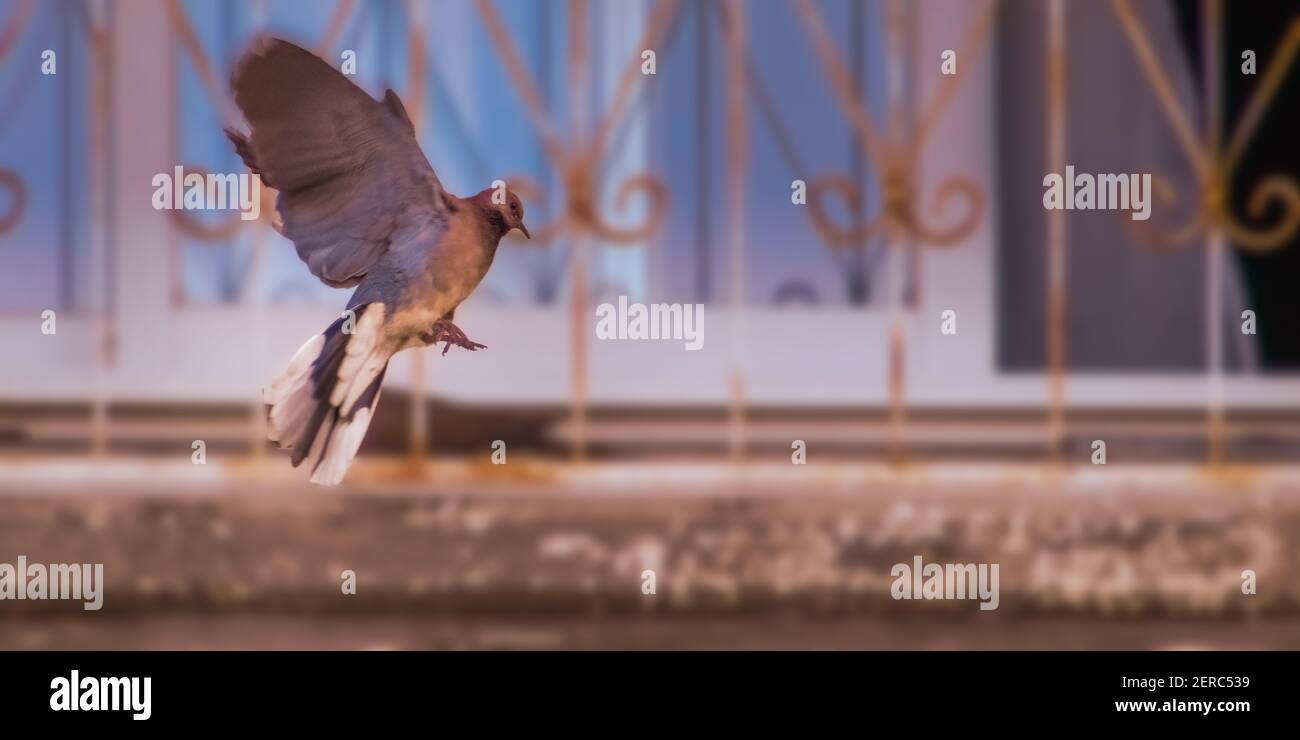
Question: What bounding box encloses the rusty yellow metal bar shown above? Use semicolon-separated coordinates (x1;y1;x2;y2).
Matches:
724;0;748;462
406;0;430;476
569;0;590;464
1203;0;1225;467
1046;0;1067;465
87;0;110;458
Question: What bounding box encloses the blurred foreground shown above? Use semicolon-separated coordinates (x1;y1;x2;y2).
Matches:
2;458;1297;650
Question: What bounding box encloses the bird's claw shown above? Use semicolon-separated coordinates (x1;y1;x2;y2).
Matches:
425;319;487;356
440;338;486;356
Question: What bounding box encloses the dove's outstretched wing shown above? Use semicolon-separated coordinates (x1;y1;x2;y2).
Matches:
226;38;447;288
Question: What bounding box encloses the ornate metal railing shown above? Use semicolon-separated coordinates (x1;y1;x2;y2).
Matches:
3;0;1298;470
793;0;996;463
1103;0;1300;465
475;0;681;461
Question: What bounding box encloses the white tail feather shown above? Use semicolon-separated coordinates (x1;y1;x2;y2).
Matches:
309;405;379;486
265;334;323;445
263;303;390;486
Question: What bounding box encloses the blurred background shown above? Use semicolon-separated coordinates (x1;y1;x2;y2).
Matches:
2;0;1300;649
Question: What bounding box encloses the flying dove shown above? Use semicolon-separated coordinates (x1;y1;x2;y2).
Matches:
224;38;528;486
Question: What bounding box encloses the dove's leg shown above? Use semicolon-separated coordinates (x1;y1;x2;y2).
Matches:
422;317;487;356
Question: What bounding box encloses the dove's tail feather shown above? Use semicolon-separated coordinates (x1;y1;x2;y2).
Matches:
264;302;391;486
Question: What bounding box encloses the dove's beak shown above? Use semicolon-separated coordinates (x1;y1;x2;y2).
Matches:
517;222;531;239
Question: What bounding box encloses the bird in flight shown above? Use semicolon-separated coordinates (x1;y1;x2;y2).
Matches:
224;38;529;485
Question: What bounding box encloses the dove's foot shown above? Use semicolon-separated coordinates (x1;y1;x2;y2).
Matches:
423;319;487;356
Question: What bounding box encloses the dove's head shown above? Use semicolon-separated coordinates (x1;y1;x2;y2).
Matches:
477;187;531;240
